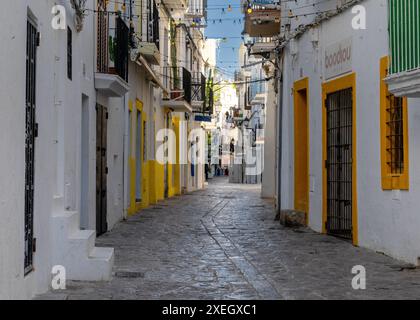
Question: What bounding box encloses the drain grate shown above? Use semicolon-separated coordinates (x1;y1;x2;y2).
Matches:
115;271;145;279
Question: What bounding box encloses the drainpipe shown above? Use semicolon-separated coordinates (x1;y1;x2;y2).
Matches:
276;54;283;219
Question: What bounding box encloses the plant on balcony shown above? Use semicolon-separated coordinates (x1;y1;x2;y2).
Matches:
108;34;117;73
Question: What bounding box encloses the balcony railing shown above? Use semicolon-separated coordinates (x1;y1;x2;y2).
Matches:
163;67;192;104
186;0;207;18
192;72;206;111
207;87;214;115
147;0;160;48
97;12;129;82
389;0;420;75
386;0;420;97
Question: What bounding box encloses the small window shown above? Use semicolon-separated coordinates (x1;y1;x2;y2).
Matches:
380;56;409;190
67;27;72;80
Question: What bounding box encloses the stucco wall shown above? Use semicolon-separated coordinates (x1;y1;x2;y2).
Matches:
281;0;420;264
0;0;98;299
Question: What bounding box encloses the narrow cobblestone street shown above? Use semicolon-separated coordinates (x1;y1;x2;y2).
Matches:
39;178;420;300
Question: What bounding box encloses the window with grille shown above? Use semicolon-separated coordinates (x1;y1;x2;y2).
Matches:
25;13;38;275
380;56;409;190
67;27;72;80
385;94;404;174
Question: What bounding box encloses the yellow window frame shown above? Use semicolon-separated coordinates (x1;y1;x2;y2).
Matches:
379;56;409;190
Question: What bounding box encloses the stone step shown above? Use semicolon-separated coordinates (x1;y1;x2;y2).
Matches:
52;211;80;237
68;229;96;257
65;247;114;281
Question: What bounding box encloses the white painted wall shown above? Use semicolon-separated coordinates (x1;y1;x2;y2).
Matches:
262;78;277;198
0;0;100;299
281;0;420;264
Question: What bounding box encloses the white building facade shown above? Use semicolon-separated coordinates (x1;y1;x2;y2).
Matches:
0;0;114;300
0;0;209;300
279;0;420;264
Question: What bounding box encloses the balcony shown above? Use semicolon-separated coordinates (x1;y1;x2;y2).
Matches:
138;0;160;66
244;2;281;38
157;0;188;14
386;0;420;97
161;67;193;112
95;13;130;97
250;37;276;58
251;93;266;106
186;0;207;18
191;72;207;113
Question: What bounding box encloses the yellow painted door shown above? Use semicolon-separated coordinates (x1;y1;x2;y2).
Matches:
294;86;309;215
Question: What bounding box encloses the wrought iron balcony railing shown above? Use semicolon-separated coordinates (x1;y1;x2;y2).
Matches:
192;72;206;103
388;0;420;75
147;0;160;48
97;12;129;82
163;67;192;104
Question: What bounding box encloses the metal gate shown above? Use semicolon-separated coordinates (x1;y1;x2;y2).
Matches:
24;17;38;275
326;88;353;240
96;105;108;236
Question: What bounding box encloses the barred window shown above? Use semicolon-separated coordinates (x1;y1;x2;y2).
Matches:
380;56;409;190
385;94;404;174
67;27;72;80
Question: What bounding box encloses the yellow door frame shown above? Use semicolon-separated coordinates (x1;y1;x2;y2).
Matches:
173;116;181;195
165;110;177;198
293;77;310;224
138;99;150;209
128;100;136;216
322;73;358;245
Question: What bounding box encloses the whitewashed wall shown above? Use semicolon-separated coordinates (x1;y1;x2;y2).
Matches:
281;0;420;264
262;78;277;198
0;0;98;299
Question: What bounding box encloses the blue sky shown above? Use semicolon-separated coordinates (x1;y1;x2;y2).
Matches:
204;0;244;79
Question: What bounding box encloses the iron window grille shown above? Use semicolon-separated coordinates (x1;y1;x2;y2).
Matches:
386;94;404;175
67;27;72;80
25;15;38;275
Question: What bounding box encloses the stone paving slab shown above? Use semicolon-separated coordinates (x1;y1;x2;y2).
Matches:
36;178;420;300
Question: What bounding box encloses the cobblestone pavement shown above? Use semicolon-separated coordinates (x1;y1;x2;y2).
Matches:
38;178;420;300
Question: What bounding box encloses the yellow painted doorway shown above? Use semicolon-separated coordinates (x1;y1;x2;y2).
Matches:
294;78;309;223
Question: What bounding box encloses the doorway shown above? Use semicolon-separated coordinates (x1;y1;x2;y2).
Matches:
80;95;90;229
325;88;353;240
164;112;171;198
322;73;357;243
136;109;142;203
294;78;309;222
96;104;108;236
